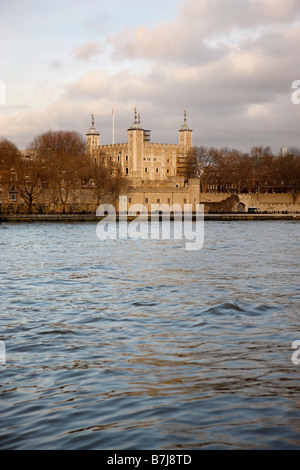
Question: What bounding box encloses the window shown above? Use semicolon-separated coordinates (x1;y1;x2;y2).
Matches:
183;198;187;204
155;168;159;173
153;158;157;161
166;168;170;174
145;198;148;203
125;167;129;175
167;159;170;163
157;198;160;203
128;198;132;203
126;155;128;161
167;198;171;204
145;167;148;173
117;155;120;162
10;193;17;202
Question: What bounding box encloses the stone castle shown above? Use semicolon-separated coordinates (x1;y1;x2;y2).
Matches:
86;109;201;211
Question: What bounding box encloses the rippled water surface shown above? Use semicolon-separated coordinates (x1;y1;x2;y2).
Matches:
0;220;300;449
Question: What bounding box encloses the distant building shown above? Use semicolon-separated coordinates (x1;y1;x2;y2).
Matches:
86;109;200;211
280;146;288;157
86;109;194;183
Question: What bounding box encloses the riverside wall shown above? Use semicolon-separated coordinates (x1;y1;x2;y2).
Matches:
1;190;300;217
200;192;300;213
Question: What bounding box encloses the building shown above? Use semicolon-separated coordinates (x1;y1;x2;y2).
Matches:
86;109;201;211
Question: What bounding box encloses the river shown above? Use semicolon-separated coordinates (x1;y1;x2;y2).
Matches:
0;220;299;449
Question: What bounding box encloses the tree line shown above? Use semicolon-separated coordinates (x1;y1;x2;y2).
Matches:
1;131;300;214
187;145;300;196
0;131;126;213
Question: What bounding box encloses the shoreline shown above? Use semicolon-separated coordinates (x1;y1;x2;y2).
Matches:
1;213;300;223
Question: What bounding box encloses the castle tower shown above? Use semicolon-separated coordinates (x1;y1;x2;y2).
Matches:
127;107;144;178
86;114;100;155
179;110;192;148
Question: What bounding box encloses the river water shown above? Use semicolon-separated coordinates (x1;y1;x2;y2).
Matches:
0;220;299;449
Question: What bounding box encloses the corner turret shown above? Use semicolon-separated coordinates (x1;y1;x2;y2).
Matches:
127;107;144;178
179;110;192;148
86;114;100;154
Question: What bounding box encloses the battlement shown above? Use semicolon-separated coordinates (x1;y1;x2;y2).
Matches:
97;143;128;150
144;143;179;150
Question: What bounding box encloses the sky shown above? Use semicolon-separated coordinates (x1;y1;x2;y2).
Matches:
0;0;300;153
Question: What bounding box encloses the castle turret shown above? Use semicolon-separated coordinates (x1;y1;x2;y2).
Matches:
127;107;144;178
86;114;100;155
179;110;192;148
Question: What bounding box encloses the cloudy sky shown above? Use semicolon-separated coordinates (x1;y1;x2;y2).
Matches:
0;0;299;152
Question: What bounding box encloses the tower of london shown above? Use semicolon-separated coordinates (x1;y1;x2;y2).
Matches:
86;109;200;211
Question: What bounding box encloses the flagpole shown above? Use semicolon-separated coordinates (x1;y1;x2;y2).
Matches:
112;107;114;145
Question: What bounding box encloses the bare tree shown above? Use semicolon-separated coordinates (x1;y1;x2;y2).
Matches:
278;148;300;200
83;151;128;208
0;139;22;211
0;138;20;168
17;159;46;213
28;130;87;213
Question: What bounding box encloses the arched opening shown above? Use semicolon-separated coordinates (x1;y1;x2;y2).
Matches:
235;202;246;213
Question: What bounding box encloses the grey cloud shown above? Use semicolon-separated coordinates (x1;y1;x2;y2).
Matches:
2;0;299;153
108;0;300;66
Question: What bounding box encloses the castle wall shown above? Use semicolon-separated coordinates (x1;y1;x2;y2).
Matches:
88;110;193;182
124;178;201;213
92;140;184;181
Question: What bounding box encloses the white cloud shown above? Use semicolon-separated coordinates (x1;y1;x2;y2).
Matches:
108;0;300;66
71;42;103;62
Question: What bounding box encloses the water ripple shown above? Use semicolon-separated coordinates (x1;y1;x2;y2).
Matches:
0;221;299;449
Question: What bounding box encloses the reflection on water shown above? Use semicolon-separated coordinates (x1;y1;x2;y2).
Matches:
0;221;300;449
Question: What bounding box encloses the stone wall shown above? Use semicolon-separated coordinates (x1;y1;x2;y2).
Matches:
2;185;300;215
200;192;300;213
